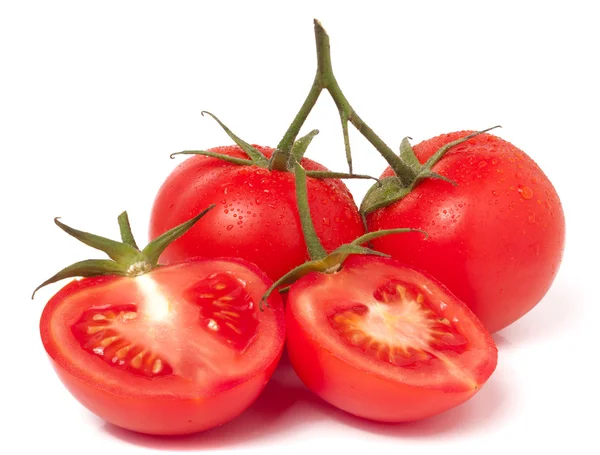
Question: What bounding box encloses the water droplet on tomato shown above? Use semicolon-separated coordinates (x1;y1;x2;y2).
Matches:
322;217;330;226
528;213;536;224
226;225;233;231
224;209;229;214
478;161;487;168
220;199;226;204
518;185;533;199
255;197;262;205
492;190;499;197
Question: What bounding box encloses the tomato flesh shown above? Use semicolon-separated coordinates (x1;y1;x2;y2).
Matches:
40;258;285;435
286;255;497;422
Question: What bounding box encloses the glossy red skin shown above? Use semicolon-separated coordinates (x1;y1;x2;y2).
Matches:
149;145;365;281
285;255;497;422
40;258;285;435
367;132;565;333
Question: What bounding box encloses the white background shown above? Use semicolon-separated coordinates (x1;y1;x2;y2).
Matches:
1;1;597;454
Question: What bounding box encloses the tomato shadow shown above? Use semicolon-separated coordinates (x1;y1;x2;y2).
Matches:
105;351;509;449
494;280;579;347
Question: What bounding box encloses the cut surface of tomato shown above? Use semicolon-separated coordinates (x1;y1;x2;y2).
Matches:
286;255;497;422
40;258;285;435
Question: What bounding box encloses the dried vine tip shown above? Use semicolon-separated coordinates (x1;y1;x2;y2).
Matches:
32;205;215;299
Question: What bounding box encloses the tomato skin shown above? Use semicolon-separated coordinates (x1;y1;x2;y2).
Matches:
40;258;284;435
46;356;276;435
367;132;565;333
286;313;475;422
149;146;365;281
285;255;497;422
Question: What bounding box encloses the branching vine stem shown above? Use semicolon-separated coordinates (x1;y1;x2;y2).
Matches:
275;20;415;184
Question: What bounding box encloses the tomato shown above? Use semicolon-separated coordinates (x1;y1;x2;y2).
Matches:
366;132;565;333
149;145;365;281
40;257;285;435
285;255;497;422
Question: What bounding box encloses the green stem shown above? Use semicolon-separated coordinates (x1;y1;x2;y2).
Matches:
305;171;379;182
276;78;322;156
294;161;327;261
171;150;253;166
422;125;502;171
276;20;415;184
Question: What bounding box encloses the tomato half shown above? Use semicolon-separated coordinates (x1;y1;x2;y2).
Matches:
149;145;365;281
285;255;497;422
40;258;285;435
367;132;565;333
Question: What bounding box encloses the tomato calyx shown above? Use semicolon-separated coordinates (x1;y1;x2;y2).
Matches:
260;161;424;308
32;205;216;298
359;126;501;216
169;111;377;183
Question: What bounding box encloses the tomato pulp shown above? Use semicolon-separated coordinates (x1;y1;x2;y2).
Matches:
40;258;285;435
286;255;497;422
149;146;365;281
367;132;565;333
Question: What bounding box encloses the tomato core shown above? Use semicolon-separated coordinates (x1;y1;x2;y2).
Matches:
328;279;468;369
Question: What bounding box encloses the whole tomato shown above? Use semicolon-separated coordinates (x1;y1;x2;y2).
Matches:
150;144;365;281
365;132;565;333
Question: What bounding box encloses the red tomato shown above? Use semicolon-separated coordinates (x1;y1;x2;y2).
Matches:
285;255;497;422
367;132;565;333
40;258;285;435
149;145;365;281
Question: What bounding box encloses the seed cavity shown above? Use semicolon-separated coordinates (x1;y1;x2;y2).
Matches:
187;272;260;351
329;280;468;368
72;305;173;378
